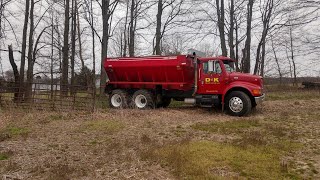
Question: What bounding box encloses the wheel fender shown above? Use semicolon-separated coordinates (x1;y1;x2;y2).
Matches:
222;82;259;106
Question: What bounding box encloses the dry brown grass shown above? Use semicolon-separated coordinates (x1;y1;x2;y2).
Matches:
0;90;320;179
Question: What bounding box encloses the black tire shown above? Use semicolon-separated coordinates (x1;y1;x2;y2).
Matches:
131;90;155;109
156;94;163;108
213;98;223;110
252;102;257;108
109;89;130;109
225;91;252;116
161;98;171;108
156;95;171;108
156;97;171;108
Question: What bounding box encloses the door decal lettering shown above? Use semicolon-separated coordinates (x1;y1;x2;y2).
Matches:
205;78;220;84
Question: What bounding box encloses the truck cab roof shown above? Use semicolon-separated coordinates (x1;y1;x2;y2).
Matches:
197;56;235;62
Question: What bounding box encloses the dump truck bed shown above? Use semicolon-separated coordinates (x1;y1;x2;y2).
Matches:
104;55;195;91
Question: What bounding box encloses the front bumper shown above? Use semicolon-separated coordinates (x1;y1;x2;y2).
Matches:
254;94;265;105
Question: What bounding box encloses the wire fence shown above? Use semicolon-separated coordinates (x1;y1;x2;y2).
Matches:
0;81;100;112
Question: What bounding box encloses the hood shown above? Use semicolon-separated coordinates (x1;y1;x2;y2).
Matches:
229;72;263;87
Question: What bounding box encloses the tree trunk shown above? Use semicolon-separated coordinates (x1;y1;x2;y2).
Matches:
154;0;163;55
100;0;111;94
77;5;84;69
55;17;62;74
123;0;129;57
254;0;273;75
70;0;77;96
290;27;297;86
229;0;235;60
271;36;282;84
19;0;30;100
128;0;135;57
0;0;3;39
90;0;96;96
241;0;254;73
254;37;263;75
77;3;92;94
62;0;70;97
51;5;54;100
8;45;20;102
260;39;266;77
235;20;240;71
216;0;227;57
285;45;293;79
25;0;35;101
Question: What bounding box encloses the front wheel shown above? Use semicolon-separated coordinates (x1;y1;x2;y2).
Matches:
225;91;252;116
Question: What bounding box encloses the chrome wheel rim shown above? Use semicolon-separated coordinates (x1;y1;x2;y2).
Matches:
111;94;122;108
135;94;147;108
229;97;244;113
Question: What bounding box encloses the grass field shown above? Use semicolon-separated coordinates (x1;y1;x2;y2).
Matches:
0;89;320;179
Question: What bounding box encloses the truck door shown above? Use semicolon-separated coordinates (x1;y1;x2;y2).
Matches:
198;60;224;94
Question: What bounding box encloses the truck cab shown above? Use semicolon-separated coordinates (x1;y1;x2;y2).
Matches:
194;57;265;116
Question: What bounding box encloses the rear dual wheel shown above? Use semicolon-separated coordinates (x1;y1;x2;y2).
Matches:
131;90;171;109
109;89;170;109
109;89;130;108
161;97;171;108
131;90;155;109
156;97;171;108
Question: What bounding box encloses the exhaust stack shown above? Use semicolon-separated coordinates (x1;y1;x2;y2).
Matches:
192;52;198;97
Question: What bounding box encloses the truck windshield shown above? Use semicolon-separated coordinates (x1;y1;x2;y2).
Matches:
223;60;236;73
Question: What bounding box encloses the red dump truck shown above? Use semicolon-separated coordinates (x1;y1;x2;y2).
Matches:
104;54;265;116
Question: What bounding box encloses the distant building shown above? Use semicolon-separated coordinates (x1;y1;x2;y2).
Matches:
32;83;60;92
188;49;206;57
32;76;60;92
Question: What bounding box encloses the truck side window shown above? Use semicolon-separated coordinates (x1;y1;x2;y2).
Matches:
215;61;222;74
203;61;222;74
203;62;209;74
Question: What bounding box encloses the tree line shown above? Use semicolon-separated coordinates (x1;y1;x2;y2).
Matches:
0;0;319;101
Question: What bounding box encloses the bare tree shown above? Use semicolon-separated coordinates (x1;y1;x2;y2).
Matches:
25;0;35;100
90;0;96;94
8;45;19;101
216;0;227;56
228;0;235;60
228;0;246;70
241;0;254;73
153;0;185;55
19;0;30;99
70;0;77;95
61;0;70;96
270;35;282;84
122;0;129;57
253;0;277;76
101;0;119;94
289;26;297;86
128;0;136;57
154;0;163;55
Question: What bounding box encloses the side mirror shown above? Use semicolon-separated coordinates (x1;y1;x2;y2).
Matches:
208;61;214;72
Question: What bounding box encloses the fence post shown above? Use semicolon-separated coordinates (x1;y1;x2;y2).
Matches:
92;84;96;113
32;82;36;109
73;93;76;111
51;83;55;111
